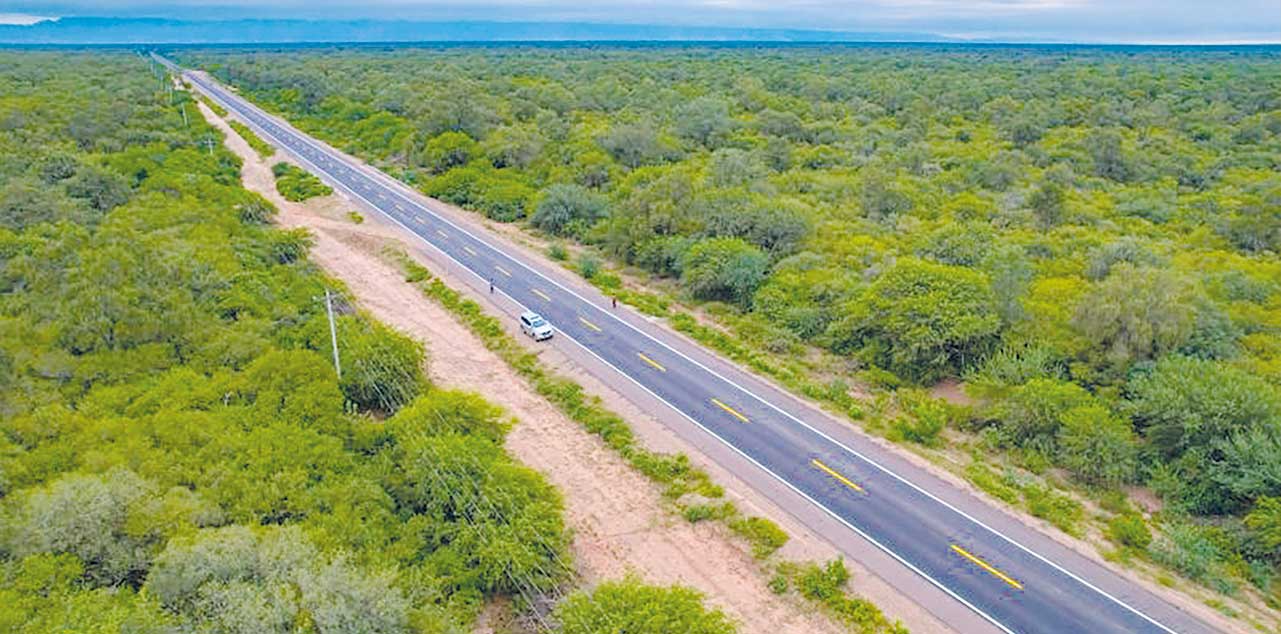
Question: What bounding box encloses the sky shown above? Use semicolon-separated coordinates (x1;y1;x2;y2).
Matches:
1;0;1279;43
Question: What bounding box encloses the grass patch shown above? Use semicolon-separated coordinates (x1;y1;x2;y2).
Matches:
1023;484;1085;536
272;161;332;202
229;119;274;159
729;516;791;559
964;462;1084;536
197;93;227;117
781;560;909;634
1149;522;1240;596
684;501;738;524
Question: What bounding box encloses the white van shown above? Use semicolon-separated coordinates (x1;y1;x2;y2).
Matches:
519;311;554;341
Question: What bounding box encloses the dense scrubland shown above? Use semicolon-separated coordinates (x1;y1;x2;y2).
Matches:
0;51;738;633
178;44;1281;614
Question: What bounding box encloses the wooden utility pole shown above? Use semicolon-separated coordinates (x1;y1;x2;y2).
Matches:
325;289;342;379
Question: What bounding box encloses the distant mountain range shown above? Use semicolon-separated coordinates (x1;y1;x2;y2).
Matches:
0;17;959;44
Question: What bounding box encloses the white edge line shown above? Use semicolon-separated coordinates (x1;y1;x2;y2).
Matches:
190;70;1178;634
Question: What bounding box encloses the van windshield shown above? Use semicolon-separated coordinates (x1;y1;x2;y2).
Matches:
529;316;546;327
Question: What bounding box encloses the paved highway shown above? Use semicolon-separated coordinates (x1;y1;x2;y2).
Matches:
164;54;1221;634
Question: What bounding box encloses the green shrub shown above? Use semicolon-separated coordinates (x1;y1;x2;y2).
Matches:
680;237;769;307
228;120;273;159
1107;514;1153;550
335;318;427;414
826;258;999;383
555;578;736;634
272;162;332;201
964;462;1021;505
1149;522;1239;595
531;183;606;237
1023;483;1084;536
891;389;948;446
797;559;850;601
577;253;600;279
787;559;906;633
198;93;227;117
729;516;789;559
684;502;737;524
477;178;533;221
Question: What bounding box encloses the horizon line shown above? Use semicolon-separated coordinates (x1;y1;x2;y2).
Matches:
2;16;1278;47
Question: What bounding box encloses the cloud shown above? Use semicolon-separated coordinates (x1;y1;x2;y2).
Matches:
1;0;1277;42
0;12;53;24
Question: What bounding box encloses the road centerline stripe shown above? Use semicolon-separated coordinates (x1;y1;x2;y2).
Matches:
578;316;602;332
711;398;749;423
463;246;477;256
436;229;448;239
532;289;551;302
812;458;865;493
495;265;512;277
637;352;666;372
951;544;1024;591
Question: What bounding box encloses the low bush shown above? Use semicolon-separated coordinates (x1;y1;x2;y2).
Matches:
228;120;273;159
729;516;789;559
272;162;333;202
1107;514;1153;551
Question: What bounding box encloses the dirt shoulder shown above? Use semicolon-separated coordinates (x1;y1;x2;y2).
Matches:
198;101;951;634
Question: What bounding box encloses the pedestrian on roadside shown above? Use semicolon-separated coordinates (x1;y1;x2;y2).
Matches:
489;278;494;294
612;296;617;309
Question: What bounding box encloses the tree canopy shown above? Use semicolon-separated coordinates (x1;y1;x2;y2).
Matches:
0;51;582;633
173;42;1281;611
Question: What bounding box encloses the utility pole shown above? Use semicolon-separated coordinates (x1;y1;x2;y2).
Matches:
324;289;342;379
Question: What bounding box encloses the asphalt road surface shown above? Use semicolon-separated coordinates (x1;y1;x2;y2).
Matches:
163;54;1223;634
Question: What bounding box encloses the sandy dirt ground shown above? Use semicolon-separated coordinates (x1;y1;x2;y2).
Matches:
198;102;957;634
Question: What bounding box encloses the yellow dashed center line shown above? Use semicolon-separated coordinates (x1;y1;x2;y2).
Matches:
711;398;749;423
637;352;666;372
495;265;512;277
532;289;552;302
951;544;1024;591
436;229;448;239
463;246;477;256
579;316;602;332
811;459;865;493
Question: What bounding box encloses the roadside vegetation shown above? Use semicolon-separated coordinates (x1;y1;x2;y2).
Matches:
395;252;906;634
0;51;733;633
228;119;274;158
272;160;332;201
178;44;1281;620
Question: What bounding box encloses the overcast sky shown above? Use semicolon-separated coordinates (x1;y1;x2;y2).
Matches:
2;0;1279;43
